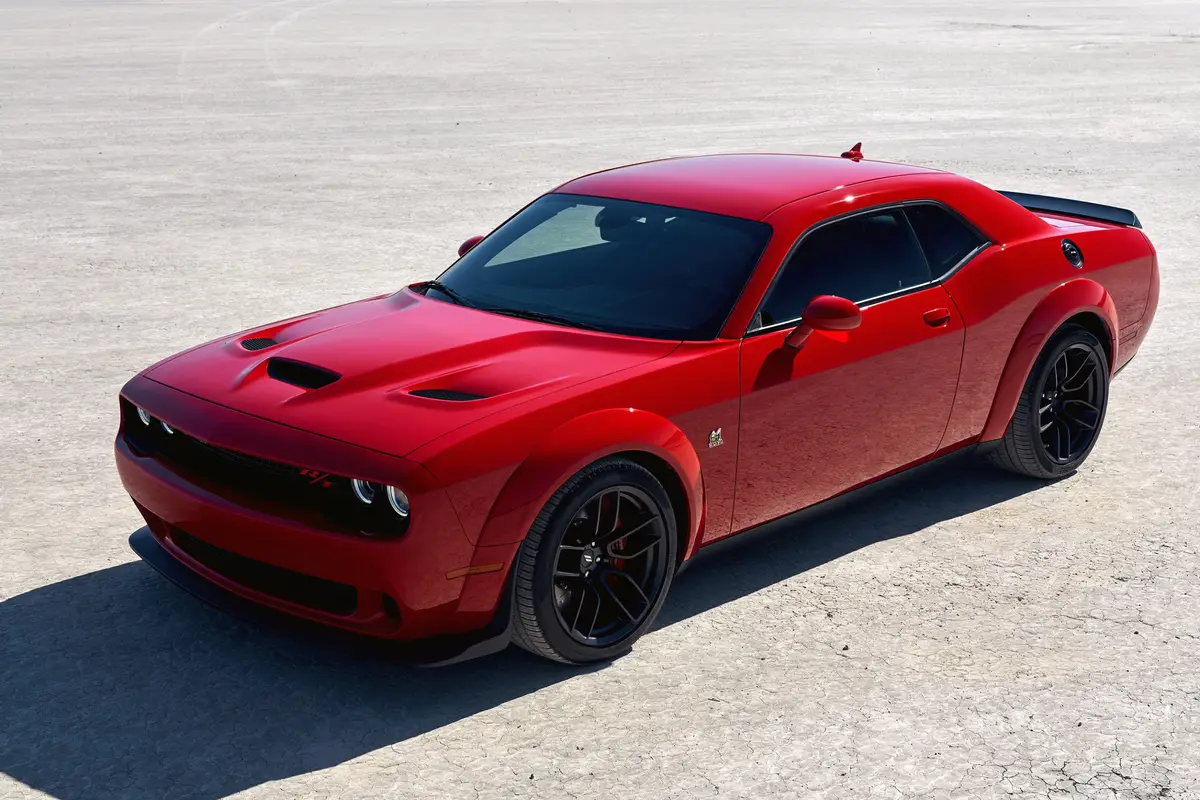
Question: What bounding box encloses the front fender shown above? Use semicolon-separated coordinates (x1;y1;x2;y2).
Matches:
474;408;704;553
980;279;1118;441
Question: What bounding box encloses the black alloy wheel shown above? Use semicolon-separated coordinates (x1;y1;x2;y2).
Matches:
989;323;1110;479
551;485;670;647
1037;343;1104;464
511;458;678;664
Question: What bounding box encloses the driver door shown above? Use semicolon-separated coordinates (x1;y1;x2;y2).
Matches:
732;206;965;531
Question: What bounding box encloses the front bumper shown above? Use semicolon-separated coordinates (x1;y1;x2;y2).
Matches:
115;376;517;662
128;526;512;666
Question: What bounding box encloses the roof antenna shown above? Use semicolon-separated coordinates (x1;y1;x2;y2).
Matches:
840;142;864;161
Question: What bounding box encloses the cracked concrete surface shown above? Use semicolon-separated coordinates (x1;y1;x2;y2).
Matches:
1;0;1198;798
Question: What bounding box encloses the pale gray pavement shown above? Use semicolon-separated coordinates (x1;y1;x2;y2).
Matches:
2;1;1199;798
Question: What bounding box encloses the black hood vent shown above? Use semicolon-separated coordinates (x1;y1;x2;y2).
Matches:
266;358;341;390
241;337;277;351
408;388;487;401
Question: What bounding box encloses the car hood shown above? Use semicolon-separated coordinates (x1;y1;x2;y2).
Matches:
145;289;679;457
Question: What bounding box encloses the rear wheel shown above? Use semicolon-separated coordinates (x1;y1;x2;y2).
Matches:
989;323;1109;479
512;458;677;664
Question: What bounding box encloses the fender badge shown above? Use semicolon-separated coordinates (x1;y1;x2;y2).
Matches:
708;428;725;448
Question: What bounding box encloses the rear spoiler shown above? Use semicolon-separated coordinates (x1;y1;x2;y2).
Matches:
998;190;1142;229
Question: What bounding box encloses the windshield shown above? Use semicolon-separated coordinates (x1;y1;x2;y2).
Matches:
428;193;773;340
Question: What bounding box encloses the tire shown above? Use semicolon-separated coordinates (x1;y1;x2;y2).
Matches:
511;457;678;664
988;323;1110;479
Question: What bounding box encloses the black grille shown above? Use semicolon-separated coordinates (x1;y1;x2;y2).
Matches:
119;398;408;537
266;358;340;390
173;529;357;615
181;431;304;483
121;400;336;498
241;337;277;351
408;388;486;401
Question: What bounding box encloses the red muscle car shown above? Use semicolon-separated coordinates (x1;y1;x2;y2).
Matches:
116;149;1159;664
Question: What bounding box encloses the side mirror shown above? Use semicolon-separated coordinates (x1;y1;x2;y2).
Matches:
458;235;485;258
784;295;862;349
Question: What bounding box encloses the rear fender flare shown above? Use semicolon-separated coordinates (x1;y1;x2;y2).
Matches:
981;279;1118;441
474;409;704;555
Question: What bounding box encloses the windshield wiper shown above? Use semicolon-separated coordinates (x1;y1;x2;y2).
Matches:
418;283;603;331
486;307;604;332
416;280;477;308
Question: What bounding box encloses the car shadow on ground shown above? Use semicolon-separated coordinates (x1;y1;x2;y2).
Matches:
1;457;1044;800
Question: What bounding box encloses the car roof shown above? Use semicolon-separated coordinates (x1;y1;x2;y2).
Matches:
553;153;944;221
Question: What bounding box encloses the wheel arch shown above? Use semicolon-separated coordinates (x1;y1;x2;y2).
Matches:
1063;310;1113;368
473;408;705;560
980;279;1118;442
613;449;695;568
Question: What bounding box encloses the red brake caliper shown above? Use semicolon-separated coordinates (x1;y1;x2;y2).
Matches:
611;515;626;570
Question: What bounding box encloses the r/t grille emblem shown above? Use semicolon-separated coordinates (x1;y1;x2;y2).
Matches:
299;468;334;488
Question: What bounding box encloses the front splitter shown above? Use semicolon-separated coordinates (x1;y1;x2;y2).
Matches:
128;526;513;667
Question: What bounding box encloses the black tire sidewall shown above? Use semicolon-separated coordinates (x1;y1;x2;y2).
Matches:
526;462;678;664
1025;326;1110;477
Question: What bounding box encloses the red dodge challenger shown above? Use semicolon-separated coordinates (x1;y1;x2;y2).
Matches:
116;149;1159;664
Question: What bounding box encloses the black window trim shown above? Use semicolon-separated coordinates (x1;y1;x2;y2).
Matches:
745;199;992;336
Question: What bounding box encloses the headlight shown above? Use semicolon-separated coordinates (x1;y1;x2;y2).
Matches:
136;407;152;426
386;486;410;518
160;421;175;435
351;479;377;505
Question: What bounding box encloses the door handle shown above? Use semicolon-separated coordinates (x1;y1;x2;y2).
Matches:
923;308;952;327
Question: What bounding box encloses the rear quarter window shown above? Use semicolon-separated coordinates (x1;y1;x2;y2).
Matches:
904;204;986;276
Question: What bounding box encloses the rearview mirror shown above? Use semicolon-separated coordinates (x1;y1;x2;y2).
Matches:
458;235;485;257
784;295;862;349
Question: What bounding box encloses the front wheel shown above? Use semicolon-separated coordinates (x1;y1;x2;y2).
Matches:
989;323;1110;479
511;458;678;664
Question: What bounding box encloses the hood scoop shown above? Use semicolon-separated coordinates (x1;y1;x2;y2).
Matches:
407;388;487;402
241;337;277;351
266;357;341;390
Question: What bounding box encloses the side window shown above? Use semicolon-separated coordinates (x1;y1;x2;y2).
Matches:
904;204;986;276
758;209;931;327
